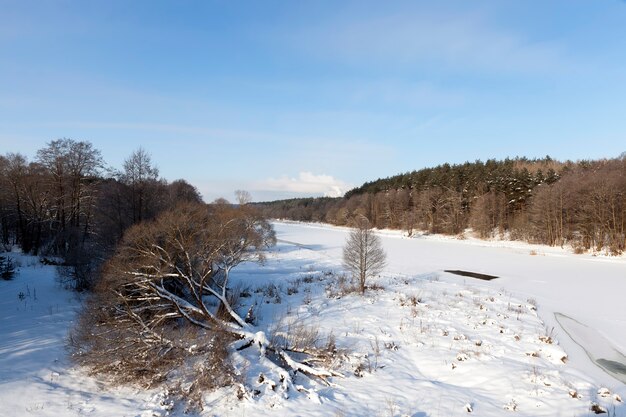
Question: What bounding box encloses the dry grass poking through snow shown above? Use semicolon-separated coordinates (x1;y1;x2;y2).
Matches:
203;257;623;417
2;240;624;417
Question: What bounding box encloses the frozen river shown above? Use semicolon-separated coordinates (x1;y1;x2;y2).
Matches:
273;221;626;387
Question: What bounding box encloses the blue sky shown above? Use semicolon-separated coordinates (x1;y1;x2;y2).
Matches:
1;0;625;202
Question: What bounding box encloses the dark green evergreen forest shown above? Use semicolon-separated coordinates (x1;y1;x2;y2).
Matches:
256;156;626;254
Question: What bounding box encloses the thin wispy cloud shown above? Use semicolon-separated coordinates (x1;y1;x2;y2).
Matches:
348;80;466;109
3;1;626;202
291;11;569;75
47;121;281;142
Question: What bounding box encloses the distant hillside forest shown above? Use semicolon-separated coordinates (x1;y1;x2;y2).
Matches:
256;156;626;255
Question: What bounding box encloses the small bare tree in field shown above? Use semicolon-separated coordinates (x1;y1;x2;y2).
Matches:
343;215;387;294
234;189;252;205
72;201;337;403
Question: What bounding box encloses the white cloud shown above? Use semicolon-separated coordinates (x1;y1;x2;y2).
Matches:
191;172;353;203
348;80;466;109
259;172;352;198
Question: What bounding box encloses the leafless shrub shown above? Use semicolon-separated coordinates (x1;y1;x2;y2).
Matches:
0;255;16;280
399;293;421;307
325;272;359;298
302;272;327;284
270;319;347;372
54;243;101;292
70;202;337;408
367;282;385;291
507;303;524;315
367;336;382;372
303;291;313;305
539;327;555;344
263;283;282;303
243;302;258;325
384;341;399;351
287;282;299;295
353;361;366;378
271;319;323;352
70;303;236;402
239;286;252;298
384;397;399;417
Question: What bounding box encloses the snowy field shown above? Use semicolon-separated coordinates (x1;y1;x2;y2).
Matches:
0;221;624;416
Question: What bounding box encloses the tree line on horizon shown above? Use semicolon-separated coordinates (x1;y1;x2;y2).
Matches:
256;155;626;255
0;139;203;289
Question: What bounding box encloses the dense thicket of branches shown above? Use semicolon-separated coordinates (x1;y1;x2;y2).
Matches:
71;203;267;383
0;139;203;289
72;202;338;400
257;156;626;254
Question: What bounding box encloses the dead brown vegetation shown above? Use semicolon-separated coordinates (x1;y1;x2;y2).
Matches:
71;202;339;407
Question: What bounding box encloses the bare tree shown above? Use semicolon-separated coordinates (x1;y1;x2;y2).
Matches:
343;215;387;294
234;189;252;205
73;202;337;399
0;155;9;246
36;139;103;233
167;179;203;205
1;153;28;248
121;147;161;223
470;190;508;239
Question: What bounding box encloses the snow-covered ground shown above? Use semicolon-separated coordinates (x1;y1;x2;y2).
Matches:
1;221;624;416
0;253;172;417
271;222;626;383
